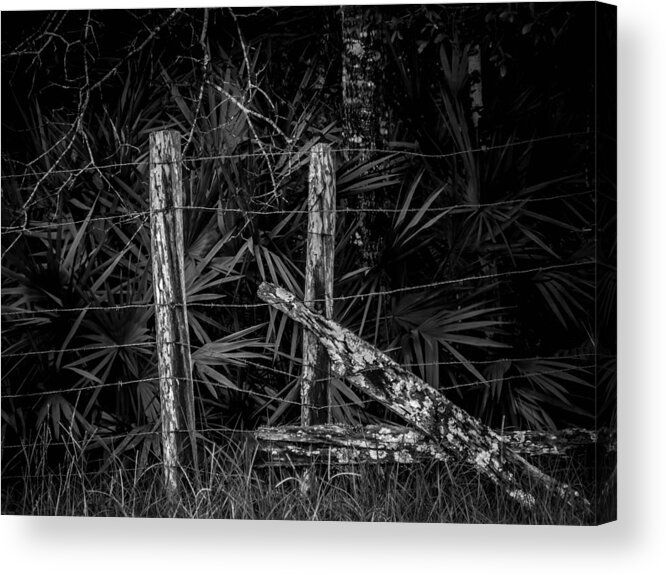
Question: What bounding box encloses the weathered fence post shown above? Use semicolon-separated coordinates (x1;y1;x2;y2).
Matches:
302;143;336;425
149;129;199;502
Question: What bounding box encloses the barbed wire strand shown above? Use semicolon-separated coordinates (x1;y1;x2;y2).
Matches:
1;355;596;403
0;211;150;235
1;341;155;359
0;189;593;236
0;260;593;319
325;261;592;302
0;300;267;317
0;130;590;181
1;419;615;461
0;364;596;457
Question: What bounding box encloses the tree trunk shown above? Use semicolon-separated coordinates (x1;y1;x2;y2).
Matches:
256;281;590;512
149;130;200;502
468;43;484;132
341;5;389;271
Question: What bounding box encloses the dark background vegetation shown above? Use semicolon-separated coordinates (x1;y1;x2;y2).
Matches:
1;4;615;481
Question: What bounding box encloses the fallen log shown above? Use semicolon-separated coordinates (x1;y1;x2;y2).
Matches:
506;427;616;456
256;424;447;466
257;281;590;511
255;424;615;465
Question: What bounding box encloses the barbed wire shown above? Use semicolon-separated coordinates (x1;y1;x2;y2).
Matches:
0;260;593;319
0;300;267;317
174;189;593;216
0;426;261;463
1;352;600;402
0;189;593;236
0;211;150;235
1;376;159;400
1;341;156;359
440;364;595;392
0;419;616;460
0;130;590;181
399;352;604;368
327;261;593;302
1;132;603;460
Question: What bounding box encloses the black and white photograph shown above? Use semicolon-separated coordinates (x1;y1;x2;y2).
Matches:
1;1;616;529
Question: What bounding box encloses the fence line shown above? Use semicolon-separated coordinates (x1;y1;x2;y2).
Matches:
1;426;260;457
440;364;596;392
2;355;599;402
0;189;593;236
1;373;366;410
172;189;592;215
328;261;593;302
0;130;590;181
0;301;268;317
0;348;602;377
1;341;155;359
3;418;617;455
0;260;594;319
0;212;150;235
1;363;597;454
2;364;595;460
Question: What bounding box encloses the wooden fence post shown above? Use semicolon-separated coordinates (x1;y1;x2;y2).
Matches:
149;129;199;502
302;143;336;426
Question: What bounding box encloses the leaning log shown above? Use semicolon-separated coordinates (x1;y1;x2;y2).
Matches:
257;282;590;511
255;424;615;465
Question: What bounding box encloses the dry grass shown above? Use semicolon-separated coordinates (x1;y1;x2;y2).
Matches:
1;431;614;524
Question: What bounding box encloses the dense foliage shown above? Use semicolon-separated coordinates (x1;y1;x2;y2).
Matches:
1;4;615;472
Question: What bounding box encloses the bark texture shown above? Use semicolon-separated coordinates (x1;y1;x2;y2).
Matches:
467;43;484;130
341;5;389;271
150;130;199;500
256;424;615;465
257;281;590;511
341;5;386;152
302;144;336;425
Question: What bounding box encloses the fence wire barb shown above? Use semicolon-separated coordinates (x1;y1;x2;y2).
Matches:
0;261;593;319
0;130;590;181
0;360;602;456
1;354;600;402
317;261;594;303
0;418;613;471
440;364;595;392
1;341;155;359
0;189;593;237
0;211;150;235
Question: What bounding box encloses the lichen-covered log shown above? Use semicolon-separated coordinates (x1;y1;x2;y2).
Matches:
150;129;199;500
257;282;590;511
255;424;615;465
302;144;335;425
256;424;444;466
506;427;616;456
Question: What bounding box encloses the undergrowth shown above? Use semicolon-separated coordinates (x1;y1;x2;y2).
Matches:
1;432;614;524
